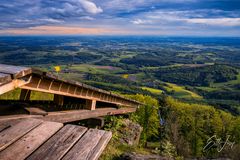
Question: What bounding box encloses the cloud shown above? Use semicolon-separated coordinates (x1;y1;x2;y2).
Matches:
0;0;103;29
0;0;240;36
0;26;109;35
131;19;152;25
184;18;240;26
79;0;103;14
129;9;240;27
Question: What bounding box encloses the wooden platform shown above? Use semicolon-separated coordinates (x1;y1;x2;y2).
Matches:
0;107;136;123
0;118;112;160
0;64;142;108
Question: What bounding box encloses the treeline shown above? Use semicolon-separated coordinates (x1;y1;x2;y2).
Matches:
125;95;240;159
84;81;158;98
1;51;102;65
155;65;238;86
85;73;136;85
163;97;240;159
120;54;171;67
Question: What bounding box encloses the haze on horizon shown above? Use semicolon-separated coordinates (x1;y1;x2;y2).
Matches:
0;0;240;36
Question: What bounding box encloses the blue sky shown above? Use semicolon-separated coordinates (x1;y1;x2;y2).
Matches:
0;0;240;36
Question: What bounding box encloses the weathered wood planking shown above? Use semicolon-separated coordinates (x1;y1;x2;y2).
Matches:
62;129;106;160
89;131;112;160
0;119;23;128
0;124;10;132
27;125;87;160
0;121;63;160
0;118;42;151
43;107;136;123
0;108;136;124
0;79;31;95
0;73;11;85
0;114;43;123
0;118;112;160
24;107;48;116
0;64;32;79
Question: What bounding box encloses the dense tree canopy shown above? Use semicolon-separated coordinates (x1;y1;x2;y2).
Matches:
155;65;238;86
164;97;240;158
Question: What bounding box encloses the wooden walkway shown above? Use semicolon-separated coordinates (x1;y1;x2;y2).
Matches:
0;118;112;160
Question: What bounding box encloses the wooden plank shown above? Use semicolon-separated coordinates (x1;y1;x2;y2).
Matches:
0;118;42;151
27;125;87;160
62;129;106;160
0;108;136;124
24;107;48;116
0;119;23;128
0;79;31;95
0;121;63;160
0;64;32;79
42;108;137;123
0;73;11;84
0;115;43;123
89;131;112;160
0;124;10;132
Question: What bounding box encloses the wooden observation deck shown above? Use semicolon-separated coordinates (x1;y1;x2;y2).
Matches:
0;118;112;160
0;64;142;159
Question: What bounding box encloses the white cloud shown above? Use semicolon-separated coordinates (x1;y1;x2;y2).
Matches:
184;18;240;26
131;19;152;25
79;16;94;20
130;10;240;27
78;0;103;14
40;18;63;23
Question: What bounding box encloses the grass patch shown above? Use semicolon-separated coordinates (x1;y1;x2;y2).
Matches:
100;140;151;160
0;89;53;100
142;87;163;95
69;64;123;74
212;72;240;87
164;83;203;99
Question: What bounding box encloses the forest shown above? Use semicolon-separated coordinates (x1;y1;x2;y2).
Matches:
0;36;240;159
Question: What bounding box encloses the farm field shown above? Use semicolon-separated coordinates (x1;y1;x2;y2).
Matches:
0;36;239;114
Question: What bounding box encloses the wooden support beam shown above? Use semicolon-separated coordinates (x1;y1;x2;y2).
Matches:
0;107;137;124
85;99;96;110
42;107;137;123
0;78;31;95
87;117;105;128
24;107;48;116
53;95;64;106
20;76;141;108
20;89;31;101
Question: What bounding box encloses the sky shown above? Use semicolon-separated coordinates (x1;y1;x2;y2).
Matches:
0;0;240;36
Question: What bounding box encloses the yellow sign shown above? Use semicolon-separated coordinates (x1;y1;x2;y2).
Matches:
122;74;129;79
54;66;61;72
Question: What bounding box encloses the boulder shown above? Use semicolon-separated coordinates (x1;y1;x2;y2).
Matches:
118;119;143;146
